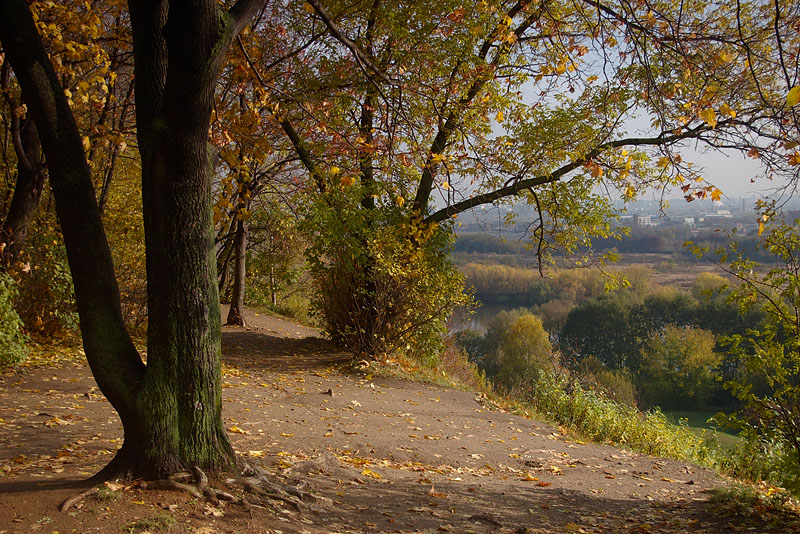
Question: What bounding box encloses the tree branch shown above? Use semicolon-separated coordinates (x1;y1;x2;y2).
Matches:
423;123;715;224
305;0;393;84
229;0;270;37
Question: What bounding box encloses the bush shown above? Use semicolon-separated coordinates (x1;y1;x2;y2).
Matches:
591;368;638;407
306;188;469;361
0;273;28;366
12;227;78;334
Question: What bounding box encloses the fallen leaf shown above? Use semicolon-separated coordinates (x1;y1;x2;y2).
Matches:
361;468;382;479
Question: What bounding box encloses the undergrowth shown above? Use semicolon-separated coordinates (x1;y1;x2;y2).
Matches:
710;484;800;530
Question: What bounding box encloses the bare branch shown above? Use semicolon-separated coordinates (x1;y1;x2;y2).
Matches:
304;0;393;84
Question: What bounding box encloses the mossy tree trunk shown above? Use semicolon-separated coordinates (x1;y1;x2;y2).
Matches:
0;0;264;480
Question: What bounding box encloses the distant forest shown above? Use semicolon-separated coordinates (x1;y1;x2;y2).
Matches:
453;226;772;262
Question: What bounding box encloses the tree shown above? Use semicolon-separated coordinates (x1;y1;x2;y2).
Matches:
0;0;264;479
1;0;134;269
638;325;720;410
494;313;553;390
560;292;640;370
248;0;800;359
701;218;800;463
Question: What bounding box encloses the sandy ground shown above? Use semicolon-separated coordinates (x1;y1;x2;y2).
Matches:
0;308;790;533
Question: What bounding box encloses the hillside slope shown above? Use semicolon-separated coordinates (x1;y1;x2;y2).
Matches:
0;309;780;533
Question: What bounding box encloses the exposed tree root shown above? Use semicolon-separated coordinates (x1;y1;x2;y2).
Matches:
237;461;330;513
59;485;100;512
145;467;239;506
62;458;330;516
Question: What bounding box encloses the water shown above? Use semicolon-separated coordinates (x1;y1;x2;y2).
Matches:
450;303;527;334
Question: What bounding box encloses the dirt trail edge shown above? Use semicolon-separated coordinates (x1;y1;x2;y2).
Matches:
0;309;778;533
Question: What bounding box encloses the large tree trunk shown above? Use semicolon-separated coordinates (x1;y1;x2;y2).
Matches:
0;0;263;480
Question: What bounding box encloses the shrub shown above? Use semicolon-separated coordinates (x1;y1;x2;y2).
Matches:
0;273;28;366
306;191;469;361
12;227;78;334
638;325;721;410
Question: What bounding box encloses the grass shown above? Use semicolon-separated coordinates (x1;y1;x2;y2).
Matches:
121;512;176;533
664;410;741;450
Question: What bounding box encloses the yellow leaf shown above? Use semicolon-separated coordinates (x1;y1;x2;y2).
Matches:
82;136;91;151
624;185;636;198
395;196;405;206
495;110;504;123
699;108;717;128
719;102;736;118
228;425;247;434
657;156;670;168
710;188;723;201
303;2;315;13
330;166;340;175
279;432;294;437
361;468;382;479
787;86;800;107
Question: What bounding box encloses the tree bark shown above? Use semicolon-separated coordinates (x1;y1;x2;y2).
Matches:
0;114;46;268
226;214;248;326
0;0;264;480
0;61;47;268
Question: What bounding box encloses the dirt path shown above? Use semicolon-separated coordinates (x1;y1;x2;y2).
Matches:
0;309;786;533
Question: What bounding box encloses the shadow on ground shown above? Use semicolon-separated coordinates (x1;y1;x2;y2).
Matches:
222;331;351;372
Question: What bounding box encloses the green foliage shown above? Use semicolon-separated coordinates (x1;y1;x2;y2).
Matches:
0;272;28;366
576;357;637;407
560;292;640;369
696;219;800;470
524;371;714;463
243;203;309;319
691;272;729;300
492;313;553;390
638;325;721;410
